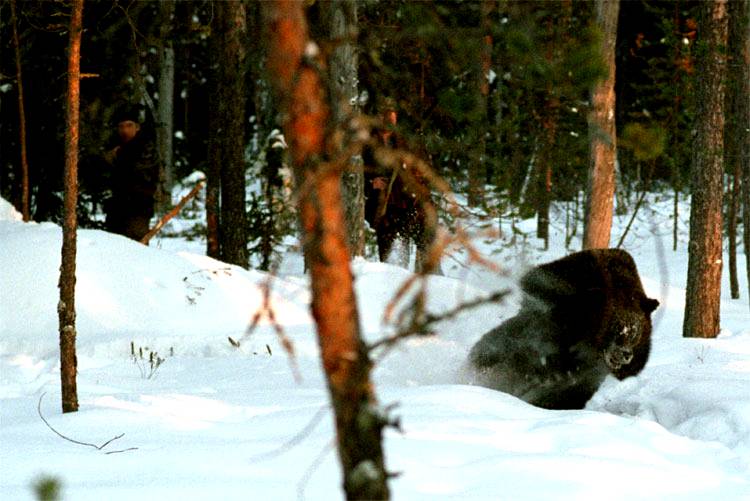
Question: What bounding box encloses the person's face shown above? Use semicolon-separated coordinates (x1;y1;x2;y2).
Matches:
117;120;140;143
383;110;397;127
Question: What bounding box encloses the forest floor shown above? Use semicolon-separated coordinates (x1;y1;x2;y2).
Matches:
1;190;749;500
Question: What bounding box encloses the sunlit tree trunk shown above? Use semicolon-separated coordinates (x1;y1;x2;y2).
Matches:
323;0;365;257
683;0;728;338
583;0;620;250
156;0;176;212
59;0;84;414
262;2;389;498
10;0;29;222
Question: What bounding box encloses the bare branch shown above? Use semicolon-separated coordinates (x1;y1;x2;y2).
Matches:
249;405;329;462
37;393;138;454
296;440;336;501
230;269;301;382
370;288;510;354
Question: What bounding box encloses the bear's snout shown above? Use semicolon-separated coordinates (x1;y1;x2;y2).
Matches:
604;344;634;370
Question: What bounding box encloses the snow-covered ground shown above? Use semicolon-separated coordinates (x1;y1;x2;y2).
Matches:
1;192;749;500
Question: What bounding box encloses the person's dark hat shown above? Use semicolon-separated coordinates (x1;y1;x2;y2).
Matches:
377;96;397;113
112;105;141;125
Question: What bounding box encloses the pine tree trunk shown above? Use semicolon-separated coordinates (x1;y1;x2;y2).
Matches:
728;168;741;299
262;2;389;499
207;2;249;265
536;103;557;249
683;0;728;338
59;0;84;414
10;0;30;222
325;0;365;257
216;1;248;268
467;0;494;207
156;0;176;212
205;177;221;259
583;0;619;250
739;0;750;311
726;0;749;301
206;5;221;261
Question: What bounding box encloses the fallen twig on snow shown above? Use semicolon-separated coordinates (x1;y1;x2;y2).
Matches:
37;393;138;454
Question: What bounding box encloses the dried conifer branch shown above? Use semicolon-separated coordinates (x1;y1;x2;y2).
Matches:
37;393;138;454
140;180;205;245
296;440;337;501
370;288;510;354
374;222;510;358
249;405;329;462
230;270;301;383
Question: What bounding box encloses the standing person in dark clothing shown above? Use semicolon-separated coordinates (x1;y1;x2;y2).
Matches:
104;106;159;242
363;101;435;270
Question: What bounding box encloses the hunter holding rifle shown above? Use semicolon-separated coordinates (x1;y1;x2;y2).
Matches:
103;105;159;242
363;99;434;269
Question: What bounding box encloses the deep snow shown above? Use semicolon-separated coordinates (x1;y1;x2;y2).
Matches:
1;193;750;500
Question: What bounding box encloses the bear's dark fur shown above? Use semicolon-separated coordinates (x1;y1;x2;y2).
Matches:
467;249;659;410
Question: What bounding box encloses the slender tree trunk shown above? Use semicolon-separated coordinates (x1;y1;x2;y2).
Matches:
206;11;224;261
683;0;728;338
536;5;568;249
156;0;176;212
673;185;679;251
731;0;750;310
213;1;248;268
726;0;749;301
262;2;389;499
10;0;30;222
536;103;557;249
728;166;741;299
324;0;365;257
205;176;221;258
204;0;222;259
59;0;84;414
583;0;620;250
467;1;493;207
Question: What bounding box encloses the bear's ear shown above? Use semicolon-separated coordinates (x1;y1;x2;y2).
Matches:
641;297;659;313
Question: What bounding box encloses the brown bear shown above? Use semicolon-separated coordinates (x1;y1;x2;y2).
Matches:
467;249;659;410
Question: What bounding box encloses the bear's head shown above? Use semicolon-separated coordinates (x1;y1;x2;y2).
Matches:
602;294;659;378
521;248;659;380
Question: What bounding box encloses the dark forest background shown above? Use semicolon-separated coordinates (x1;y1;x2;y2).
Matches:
0;0;734;258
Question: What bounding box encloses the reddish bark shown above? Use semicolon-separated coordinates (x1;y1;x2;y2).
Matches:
59;0;84;414
584;0;620;250
262;2;389;499
683;0;728;338
141;181;204;245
